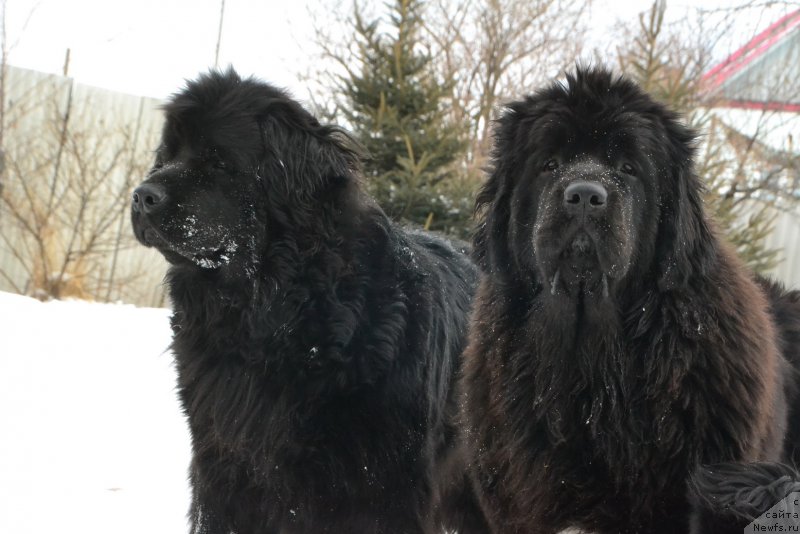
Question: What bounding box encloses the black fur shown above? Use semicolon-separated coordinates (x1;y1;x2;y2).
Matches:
131;69;486;534
688;462;800;533
460;66;800;533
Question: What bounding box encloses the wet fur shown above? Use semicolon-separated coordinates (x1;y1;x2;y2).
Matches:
132;69;486;534
460;67;800;533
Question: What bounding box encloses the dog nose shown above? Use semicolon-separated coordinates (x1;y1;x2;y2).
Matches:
563;181;607;214
132;183;168;215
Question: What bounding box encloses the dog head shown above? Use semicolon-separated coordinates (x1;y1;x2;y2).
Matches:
131;68;360;275
474;66;713;299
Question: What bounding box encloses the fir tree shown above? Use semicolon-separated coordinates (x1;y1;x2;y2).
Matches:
336;0;470;236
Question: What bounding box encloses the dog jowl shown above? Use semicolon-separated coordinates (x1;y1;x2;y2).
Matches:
532;157;643;298
131;122;264;274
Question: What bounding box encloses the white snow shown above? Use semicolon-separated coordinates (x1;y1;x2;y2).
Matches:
0;291;192;534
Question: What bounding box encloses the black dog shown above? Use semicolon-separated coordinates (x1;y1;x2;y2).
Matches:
131;69;485;534
460;66;800;533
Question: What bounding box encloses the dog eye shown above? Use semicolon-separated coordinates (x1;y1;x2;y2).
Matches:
205;148;227;169
620;162;636;176
544;159;559;171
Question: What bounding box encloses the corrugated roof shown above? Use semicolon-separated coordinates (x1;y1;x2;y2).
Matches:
703;9;800;110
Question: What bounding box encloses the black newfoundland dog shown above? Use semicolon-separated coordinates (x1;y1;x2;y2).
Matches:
131;69;486;533
460;67;800;533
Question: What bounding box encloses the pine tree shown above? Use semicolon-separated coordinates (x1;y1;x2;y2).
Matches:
335;0;470;236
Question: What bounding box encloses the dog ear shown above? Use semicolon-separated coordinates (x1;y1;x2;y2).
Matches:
473;102;531;274
472;168;506;273
256;99;361;201
656;118;716;291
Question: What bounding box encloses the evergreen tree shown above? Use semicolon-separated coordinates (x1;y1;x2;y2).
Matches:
336;0;470;236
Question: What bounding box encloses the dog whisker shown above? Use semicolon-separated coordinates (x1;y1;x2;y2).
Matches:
551;269;561;295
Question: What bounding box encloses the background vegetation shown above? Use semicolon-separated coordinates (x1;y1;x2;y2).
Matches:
1;0;798;304
314;0;799;268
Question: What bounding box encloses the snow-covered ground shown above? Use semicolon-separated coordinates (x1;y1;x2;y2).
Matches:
0;291;192;534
